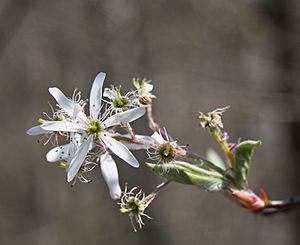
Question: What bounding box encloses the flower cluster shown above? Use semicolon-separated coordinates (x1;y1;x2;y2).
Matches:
26;72;160;199
27;72;275;232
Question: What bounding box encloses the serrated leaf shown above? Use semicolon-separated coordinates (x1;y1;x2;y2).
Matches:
146;161;225;191
233;140;262;190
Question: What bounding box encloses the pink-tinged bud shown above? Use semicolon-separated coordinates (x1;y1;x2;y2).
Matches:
221;132;229;141
228;143;237;152
228;188;266;211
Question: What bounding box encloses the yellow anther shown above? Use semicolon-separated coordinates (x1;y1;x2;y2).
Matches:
37;118;45;124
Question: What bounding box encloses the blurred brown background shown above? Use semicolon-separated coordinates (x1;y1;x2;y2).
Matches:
1;0;300;244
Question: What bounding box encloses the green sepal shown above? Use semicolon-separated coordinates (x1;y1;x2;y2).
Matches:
146;161;225;191
233;140;262;190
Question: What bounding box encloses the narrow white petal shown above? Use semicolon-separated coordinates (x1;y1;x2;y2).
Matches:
151;132;165;144
100;152;121;200
49;87;86;122
90;72;106;119
46;144;70;162
67;135;93;182
103;88;115;100
121;142;148;150
66;134;83;163
49;87;75;116
73;103;87;122
101;134;139;168
103;107;146;128
26;125;47;135
41;121;83;132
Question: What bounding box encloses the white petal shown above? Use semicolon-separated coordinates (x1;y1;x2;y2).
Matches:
103;107;146;128
70;132;83;147
121;142;147;150
49;88;75;116
41;121;83;132
67;135;93;182
49;87;86;122
90;72;106;119
100;152;121;200
151;132;165;144
101;134;139;168
46;144;71;162
26;125;47;135
73;104;87;122
144;83;153;92
103;88;115;100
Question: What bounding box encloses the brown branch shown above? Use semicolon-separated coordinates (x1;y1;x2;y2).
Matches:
262;196;300;214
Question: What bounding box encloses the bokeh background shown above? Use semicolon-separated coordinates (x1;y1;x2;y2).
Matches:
1;0;300;244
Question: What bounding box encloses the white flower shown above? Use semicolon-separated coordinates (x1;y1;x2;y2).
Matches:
36;72;146;183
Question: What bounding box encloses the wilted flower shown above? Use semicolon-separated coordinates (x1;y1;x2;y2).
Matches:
119;184;154;232
198;106;230;130
132;78;156;106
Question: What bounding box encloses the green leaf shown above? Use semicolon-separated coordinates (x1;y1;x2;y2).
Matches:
233;140;262;190
146;161;225;191
206;148;226;170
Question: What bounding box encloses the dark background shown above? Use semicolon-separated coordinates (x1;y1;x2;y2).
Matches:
1;0;300;244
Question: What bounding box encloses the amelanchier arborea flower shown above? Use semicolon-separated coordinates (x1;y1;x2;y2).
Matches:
27;72;146;199
27;71;300;232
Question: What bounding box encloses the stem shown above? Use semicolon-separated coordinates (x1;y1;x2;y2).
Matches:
125;123;136;139
212;129;234;167
144;180;172;203
111;133;157;149
153;180;172;194
262;196;300;214
147;105;160;131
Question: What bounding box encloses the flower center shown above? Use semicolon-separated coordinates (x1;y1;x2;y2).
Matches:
87;120;103;135
156;142;175;162
53;115;65;121
138;95;152;105
113;96;129;109
125;197;143;215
